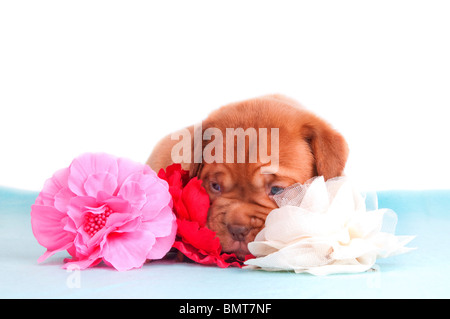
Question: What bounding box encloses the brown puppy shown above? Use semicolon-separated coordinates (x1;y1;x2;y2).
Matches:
147;95;348;259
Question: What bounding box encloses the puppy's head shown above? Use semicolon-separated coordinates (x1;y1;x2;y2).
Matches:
190;95;349;259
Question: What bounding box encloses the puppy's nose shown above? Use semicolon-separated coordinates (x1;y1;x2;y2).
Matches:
227;224;250;242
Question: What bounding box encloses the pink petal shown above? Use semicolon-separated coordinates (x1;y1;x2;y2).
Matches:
139;189;172;221
82;195;139;233
73;229;101;256
86;224;113;250
37;242;73;263
84;172;118;198
140;198;172;222
62;258;102;270
82;212;140;252
99;193;131;213
67;196;98;229
104;210;137;231
116;157;149;189
35;167;70;206
102;230;156;271
117;181;147;210
112;215;141;233
116;170;171;215
63;248;102;270
54;186;76;213
31;204;75;254
146;218;177;260
142;205;176;237
68;153;118;196
145;182;173;208
63;217;78;235
122;171;168;194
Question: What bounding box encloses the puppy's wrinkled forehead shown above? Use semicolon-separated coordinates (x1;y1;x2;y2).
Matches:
201;162;266;188
192;96;348;182
199;127;315;192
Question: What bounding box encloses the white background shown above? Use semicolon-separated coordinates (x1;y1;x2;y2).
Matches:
1;1;449;192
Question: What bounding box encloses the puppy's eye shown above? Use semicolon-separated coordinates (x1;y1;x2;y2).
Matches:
210;182;222;193
269;186;284;196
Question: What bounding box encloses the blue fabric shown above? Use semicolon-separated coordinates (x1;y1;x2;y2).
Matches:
1;186;449;298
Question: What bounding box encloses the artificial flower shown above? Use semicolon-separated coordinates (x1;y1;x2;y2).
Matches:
158;164;243;268
244;176;415;275
31;153;177;271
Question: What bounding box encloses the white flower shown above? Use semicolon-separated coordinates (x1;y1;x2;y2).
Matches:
245;176;415;275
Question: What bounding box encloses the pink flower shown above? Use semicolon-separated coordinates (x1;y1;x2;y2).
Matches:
31;153;177;271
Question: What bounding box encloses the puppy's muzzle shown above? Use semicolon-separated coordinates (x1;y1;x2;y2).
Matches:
227;224;250;242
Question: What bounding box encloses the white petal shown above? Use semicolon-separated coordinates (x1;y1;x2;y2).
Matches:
263;206;342;242
347;210;385;239
300;176;329;213
247;240;286;257
262;206;305;242
245;240;333;271
372;233;416;258
332;238;377;260
327;180;355;218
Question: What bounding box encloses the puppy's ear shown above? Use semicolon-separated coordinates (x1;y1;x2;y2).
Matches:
301;114;349;180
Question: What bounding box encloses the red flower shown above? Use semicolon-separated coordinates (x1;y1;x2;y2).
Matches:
158;164;243;268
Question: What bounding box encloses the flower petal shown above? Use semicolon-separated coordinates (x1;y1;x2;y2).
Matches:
176;220;221;256
122;173;171;209
300;176;329;212
327;179;355;218
67;196;98;229
142;205;176;237
246;239;333;271
97;193;134;219
263;206;337;242
158;164;189;189
348;210;385;239
35;167;70;206
173;241;242;268
116;157;154;189
31;204;75;256
247;239;284;257
102;230;156;271
54;186;76;213
63;247;102;270
181;178;210;226
37;244;72;263
117;181;147;210
145;218;177;260
140;192;172;221
84;172;118;198
68;153;118;196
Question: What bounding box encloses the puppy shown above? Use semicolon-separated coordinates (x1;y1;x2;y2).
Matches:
147;95;348;259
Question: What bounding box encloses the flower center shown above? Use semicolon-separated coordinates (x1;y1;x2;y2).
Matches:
83;206;114;237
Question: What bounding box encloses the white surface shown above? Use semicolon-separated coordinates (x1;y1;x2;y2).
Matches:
1;1;449;191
